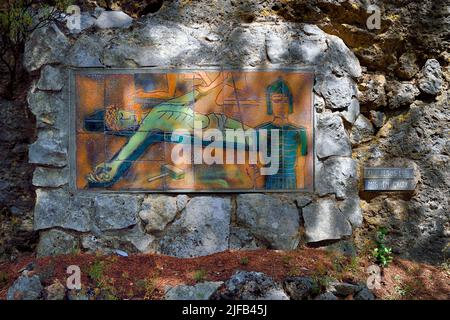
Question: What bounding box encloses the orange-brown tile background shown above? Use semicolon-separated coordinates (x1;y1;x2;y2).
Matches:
75;70;313;191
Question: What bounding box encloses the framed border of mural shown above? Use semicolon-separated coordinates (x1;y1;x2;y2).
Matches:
69;67;315;193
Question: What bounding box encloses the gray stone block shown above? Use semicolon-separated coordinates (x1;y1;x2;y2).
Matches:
165;281;223;300
316;113;352;159
236;194;300;250
36;229;79;257
302;198;352;243
159;197;231;258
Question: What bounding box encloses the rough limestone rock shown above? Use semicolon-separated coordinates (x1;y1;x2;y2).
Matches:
212;271;289;300
138;195;178;233
295;195;313;208
358;73;387;109
103;20;204;67
32;167;68;188
28;133;67;167
176;195;189;211
36;229;78;257
387;81;420;109
318;73;358;110
158;197;231;258
236;194;300;250
290;35;328;66
27;89;68;131
44;280;66;300
7;275;43;300
350;114;375;145
95;10;133;29
302;198;352;243
165;282;223;300
67;34;105;67
67;11;96;34
34;189;92;232
81;225;155;254
418;59;443;95
290;24;361;78
316;113;352;159
339;198;363;228
283;277;317;300
23;23;70;72
266;33;289;63
314;93;325;113
340;98;360;124
37;66;64;91
327;281;360;297
93;195;142;231
354;287;375;300
229;227;259;250
396;52;420;80
369;110;386;128
224;26;266;66
316;157;358;199
325;34;362;78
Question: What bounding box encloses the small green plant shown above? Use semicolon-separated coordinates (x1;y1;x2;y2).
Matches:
372;227;393;267
192;269;207;282
239;256;249;265
86;259;120;299
87;260;105;283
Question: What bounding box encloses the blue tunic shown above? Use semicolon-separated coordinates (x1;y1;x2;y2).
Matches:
257;123;308;190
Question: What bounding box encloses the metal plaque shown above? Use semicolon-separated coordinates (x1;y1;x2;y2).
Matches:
363;167;416;191
364;179;416;191
364;167;415;179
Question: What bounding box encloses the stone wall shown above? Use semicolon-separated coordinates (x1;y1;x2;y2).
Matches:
0;98;36;259
21;0;449;263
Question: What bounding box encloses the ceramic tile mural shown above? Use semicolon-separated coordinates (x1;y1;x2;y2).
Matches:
73;69;314;191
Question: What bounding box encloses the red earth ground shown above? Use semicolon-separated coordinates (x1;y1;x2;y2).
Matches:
0;248;449;300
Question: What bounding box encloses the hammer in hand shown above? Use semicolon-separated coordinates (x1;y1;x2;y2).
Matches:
147;164;185;182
